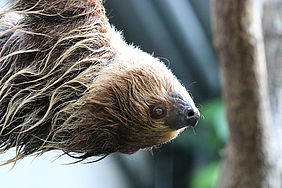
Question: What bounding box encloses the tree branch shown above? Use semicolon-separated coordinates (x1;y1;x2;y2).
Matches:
212;0;281;187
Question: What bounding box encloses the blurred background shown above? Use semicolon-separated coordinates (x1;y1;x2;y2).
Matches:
0;0;228;188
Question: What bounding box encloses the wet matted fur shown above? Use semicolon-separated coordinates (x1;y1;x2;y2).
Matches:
0;0;199;164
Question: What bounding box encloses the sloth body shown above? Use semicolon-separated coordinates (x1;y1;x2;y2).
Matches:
0;0;199;162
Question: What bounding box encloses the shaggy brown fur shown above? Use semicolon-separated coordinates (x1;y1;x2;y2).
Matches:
0;0;199;163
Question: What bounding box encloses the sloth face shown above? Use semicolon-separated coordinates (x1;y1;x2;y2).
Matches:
150;92;199;129
81;47;200;154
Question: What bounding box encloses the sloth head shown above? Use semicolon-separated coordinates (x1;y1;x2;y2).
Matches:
51;45;200;157
0;0;200;163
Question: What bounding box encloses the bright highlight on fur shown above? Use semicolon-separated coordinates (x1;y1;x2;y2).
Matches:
0;0;199;164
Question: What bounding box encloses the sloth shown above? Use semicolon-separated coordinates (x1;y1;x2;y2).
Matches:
0;0;200;163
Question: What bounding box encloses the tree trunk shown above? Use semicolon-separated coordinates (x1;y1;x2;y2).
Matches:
212;0;281;187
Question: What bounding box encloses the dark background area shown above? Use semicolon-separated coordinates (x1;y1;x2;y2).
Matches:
105;0;220;102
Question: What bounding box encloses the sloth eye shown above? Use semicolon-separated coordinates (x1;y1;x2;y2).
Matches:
151;105;167;119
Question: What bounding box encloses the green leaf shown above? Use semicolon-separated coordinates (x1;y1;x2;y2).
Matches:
190;162;220;188
200;99;229;142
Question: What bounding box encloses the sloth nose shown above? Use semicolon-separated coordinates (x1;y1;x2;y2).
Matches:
165;101;200;130
185;108;200;127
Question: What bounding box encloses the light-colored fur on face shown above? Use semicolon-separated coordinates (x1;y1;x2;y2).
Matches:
0;0;197;163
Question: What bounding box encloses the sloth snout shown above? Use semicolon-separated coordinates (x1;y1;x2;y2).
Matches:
184;107;200;127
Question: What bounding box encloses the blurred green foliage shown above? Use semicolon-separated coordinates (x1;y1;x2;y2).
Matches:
176;99;228;149
201;99;228;143
174;99;228;188
191;162;220;188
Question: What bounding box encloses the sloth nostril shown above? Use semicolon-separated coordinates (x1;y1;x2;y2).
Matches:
185;108;195;118
185;108;199;127
187;109;195;117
